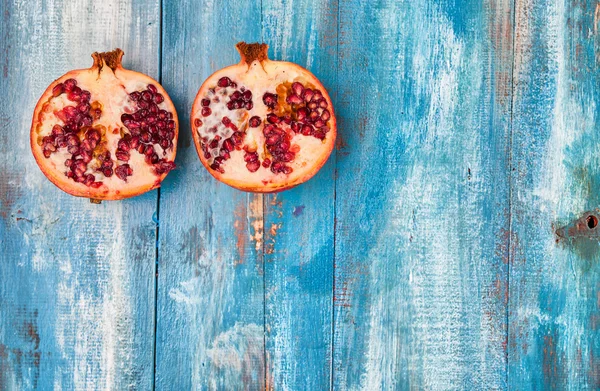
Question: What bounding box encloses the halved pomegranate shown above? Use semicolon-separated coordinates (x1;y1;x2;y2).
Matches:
191;42;336;192
30;49;178;200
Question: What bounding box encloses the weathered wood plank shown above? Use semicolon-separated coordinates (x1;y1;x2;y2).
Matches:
509;0;600;388
261;1;338;389
333;0;514;389
0;0;160;389
154;1;264;390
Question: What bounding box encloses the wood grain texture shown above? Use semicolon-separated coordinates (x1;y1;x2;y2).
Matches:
509;0;600;388
261;1;338;390
333;0;514;389
154;1;265;390
0;0;160;389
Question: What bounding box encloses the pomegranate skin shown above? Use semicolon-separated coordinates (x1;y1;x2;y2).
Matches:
30;49;179;200
191;42;336;193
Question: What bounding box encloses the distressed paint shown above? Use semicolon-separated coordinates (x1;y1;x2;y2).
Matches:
509;0;600;388
154;0;265;390
261;0;337;389
333;0;513;389
0;0;159;389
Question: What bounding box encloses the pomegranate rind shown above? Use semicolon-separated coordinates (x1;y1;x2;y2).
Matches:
192;58;336;193
30;53;179;201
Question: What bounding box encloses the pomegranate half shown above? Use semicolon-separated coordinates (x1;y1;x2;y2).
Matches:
30;49;178;200
191;42;336;192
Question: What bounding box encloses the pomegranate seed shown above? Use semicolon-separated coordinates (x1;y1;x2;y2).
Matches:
138;101;149;109
222;116;231;126
81;150;93;163
209;139;219;149
313;130;326;140
84;174;95;186
231;132;244;145
246;161;260;172
86;129;100;141
210;163;224;173
167;120;175;129
303;89;314;102
231;91;242;100
144;145;155;156
296;108;308;121
137;144;146;154
56;136;67;148
116;150;130;162
313;91;323;100
102;168;113;177
309;111;320;121
67;145;79;154
262;158;271;168
130;136;140;149
226;101;235;110
81;115;93;126
52;125;64;136
52;84;64;97
202;99;210;107
201;107;211;117
242;90;252;101
266;134;280;145
282;115;292;124
153;94;164;104
271;162;283;173
142;91;152;101
263;93;278;109
65;159;73;167
81;91;91;102
282;166;293;174
223;139;234;152
204;151;211;159
220;149;231;159
320;109;331;121
64;79;77;91
217;77;231;87
160;138;170;149
292;82;304;96
115;164;132;181
148;84;158;93
314;119;325;128
308;102;318;109
156;121;166;130
286;94;303;105
244;118;261;131
147;115;157;124
77;103;89;113
282;152;295;162
301;124;313;136
244;153;258;163
244;101;253;110
130;91;141;101
319;100;328;108
267;114;280;124
290;122;301;132
279;141;290;151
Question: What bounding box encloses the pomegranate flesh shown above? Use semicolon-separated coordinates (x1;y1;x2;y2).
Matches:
191;42;336;192
31;49;178;200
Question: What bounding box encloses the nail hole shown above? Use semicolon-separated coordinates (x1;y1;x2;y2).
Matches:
586;215;598;229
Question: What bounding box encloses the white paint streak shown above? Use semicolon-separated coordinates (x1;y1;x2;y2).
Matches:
207;322;263;374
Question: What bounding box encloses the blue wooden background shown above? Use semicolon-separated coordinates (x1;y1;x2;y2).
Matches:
1;0;599;389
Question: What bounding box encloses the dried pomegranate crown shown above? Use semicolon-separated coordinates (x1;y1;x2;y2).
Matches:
191;42;337;193
30;49;179;201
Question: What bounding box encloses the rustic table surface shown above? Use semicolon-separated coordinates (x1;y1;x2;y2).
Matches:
1;0;599;389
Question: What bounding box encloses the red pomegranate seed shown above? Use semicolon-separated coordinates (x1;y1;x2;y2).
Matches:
231;91;242;100
279;141;290;151
242;90;252;101
262;158;271;168
249;116;261;127
246;161;260;172
292;82;304;97
201;99;210;107
223;139;234;152
226;101;235;110
286;94;303;105
130;136;140;149
64;79;77;91
115;164;132;181
313;130;326;140
282;166;293;174
201;107;212;117
84;174;95;186
308;102;318;109
160;138;170;149
217;77;231;87
303;89;314;102
314;119;325;128
267;113;280;124
142;91;152;101
263;93;278;109
282;152;295;162
102;168;113;177
321;109;331;121
77;103;90;113
231;132;244;145
52;125;64;136
296;107;308;121
52;84;64;97
244;153;258;163
153;94;164;104
301;124;313;136
309;111;320;121
222;116;231;126
266;134;280;145
319;100;328;108
116;150;130;161
245;102;253;110
290;122;300;132
313;91;323;101
271;162;283;173
130;91;141;101
148;84;158;93
67;145;79;154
